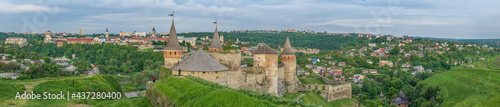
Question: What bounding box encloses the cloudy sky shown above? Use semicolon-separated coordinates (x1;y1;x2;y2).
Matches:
0;0;499;39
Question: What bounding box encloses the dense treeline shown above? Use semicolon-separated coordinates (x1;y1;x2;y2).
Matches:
178;32;368;50
20;40;164;74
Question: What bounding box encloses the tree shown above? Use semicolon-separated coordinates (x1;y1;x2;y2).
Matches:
389;47;400;56
352;83;361;95
42;57;51;63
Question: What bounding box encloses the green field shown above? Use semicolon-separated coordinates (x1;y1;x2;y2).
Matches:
487;56;500;70
299;78;327;84
421;56;500;107
0;75;125;106
0;82;25;102
95;97;153;107
283;91;353;107
150;75;318;107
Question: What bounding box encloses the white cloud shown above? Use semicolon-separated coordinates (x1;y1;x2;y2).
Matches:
0;1;52;13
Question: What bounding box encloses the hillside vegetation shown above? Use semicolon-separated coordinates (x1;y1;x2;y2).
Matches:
420;56;500;106
19;75;125;106
95;97;152;107
0;82;25;102
149;76;318;107
283;91;353;107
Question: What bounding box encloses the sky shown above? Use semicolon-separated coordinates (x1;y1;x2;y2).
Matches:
0;0;499;39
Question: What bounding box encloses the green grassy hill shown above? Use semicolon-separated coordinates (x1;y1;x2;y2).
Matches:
420;56;500;107
0;75;125;106
25;75;125;106
283;91;354;107
0;82;25;102
148;75;318;107
95;97;153;107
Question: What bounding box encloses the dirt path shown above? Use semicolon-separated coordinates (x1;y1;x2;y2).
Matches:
21;74;94;92
125;91;145;98
293;94;306;101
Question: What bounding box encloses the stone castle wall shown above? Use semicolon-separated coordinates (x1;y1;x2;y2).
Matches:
180;70;229;86
164;57;181;66
321;77;346;85
298;83;352;102
209;51;241;70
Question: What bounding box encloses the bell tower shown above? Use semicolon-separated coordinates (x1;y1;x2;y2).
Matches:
151;27;157;38
105;28;109;38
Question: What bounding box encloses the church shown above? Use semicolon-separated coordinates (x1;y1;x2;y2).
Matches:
161;17;300;96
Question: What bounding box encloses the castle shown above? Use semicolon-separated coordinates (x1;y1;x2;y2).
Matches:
162;18;300;96
160;16;351;101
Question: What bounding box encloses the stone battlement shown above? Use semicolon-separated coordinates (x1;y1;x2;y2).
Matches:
298;83;352;102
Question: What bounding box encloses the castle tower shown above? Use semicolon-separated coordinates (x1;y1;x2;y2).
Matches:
209;24;223;51
105;28;109;38
281;37;300;93
151;27;157;38
253;45;279;95
163;16;183;66
119;31;123;37
220;34;224;43
379;91;385;99
45;30;52;41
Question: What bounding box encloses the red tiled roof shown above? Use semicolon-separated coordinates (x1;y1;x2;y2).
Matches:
67;38;93;41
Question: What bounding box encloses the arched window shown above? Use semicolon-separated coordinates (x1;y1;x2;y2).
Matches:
170;52;172;55
174;52;176;55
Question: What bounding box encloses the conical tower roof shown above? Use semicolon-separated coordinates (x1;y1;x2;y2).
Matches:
398;90;405;98
379;91;385;99
253;44;279;54
106;28;108;32
152;27;156;32
209;25;223;49
171;49;229;71
164;20;183;50
281;37;294;55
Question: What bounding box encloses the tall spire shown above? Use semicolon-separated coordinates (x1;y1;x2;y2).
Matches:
106;28;108;32
164;13;183;50
209;20;223;50
281;36;294;55
152;27;155;32
379;91;385;99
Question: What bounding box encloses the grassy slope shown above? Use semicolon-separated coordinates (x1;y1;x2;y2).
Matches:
95;97;152;107
421;56;500;107
24;75;125;106
299;78;327;84
283;91;353;107
487;56;500;70
0;82;25;102
152;76;278;107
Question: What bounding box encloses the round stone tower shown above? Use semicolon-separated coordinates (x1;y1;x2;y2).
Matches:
209;25;223;51
163;18;183;66
281;37;300;93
